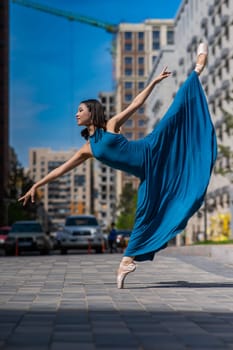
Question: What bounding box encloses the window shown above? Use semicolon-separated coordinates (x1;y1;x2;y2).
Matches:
125;93;132;102
152;55;157;64
125;43;132;51
74;175;85;187
125;120;133;127
138;82;144;90
138;43;144;51
125;68;132;76
125;31;132;39
153;30;160;40
153;42;160;50
124;56;133;65
167;30;174;45
138;132;145;138
152;29;160;50
138;68;144;76
138;119;145;126
125;81;133;89
138;32;144;39
125;132;133;139
138;57;144;65
138;107;144;114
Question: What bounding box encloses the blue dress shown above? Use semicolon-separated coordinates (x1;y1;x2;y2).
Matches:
89;72;217;261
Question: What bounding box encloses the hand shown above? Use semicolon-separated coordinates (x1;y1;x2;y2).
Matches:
18;185;37;206
156;66;172;83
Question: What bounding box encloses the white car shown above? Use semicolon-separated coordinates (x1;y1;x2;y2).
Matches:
58;215;104;254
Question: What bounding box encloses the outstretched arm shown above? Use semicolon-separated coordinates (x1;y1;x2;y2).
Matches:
107;67;171;132
18;143;92;206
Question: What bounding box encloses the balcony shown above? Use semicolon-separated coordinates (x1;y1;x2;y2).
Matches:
221;79;230;90
221;47;229;58
191;35;198;45
208;34;215;45
179;57;184;65
201;75;208;85
201;17;208;29
214;26;221;37
214;57;221;68
208;95;215;104
208;5;214;16
187;43;192;52
214;120;222;128
208;65;214;74
214;88;222;98
221;14;229;26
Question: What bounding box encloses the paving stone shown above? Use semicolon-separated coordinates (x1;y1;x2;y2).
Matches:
0;251;233;349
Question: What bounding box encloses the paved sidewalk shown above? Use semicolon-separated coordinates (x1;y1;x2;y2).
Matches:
0;251;233;350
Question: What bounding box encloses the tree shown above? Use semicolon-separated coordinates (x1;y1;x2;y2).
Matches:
116;183;137;229
217;106;233;176
7;147;38;225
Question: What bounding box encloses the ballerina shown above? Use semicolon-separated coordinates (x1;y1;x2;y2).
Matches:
19;43;217;289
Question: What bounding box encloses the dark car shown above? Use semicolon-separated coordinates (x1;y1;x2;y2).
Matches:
0;226;11;250
4;221;53;256
58;215;104;254
116;229;131;250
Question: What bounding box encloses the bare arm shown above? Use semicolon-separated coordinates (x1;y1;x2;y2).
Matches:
18;143;92;206
107;67;171;132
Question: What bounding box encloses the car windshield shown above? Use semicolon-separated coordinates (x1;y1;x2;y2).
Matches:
11;223;43;233
65;217;98;226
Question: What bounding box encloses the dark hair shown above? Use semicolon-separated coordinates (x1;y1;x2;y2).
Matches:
80;99;106;140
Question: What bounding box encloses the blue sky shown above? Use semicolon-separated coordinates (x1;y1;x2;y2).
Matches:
10;0;182;167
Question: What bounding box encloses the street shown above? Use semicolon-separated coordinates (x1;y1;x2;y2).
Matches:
0;251;233;349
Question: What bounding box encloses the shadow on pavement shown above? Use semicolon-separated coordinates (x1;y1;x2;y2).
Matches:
0;308;233;349
130;281;233;289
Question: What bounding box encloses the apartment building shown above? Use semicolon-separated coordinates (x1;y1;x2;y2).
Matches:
96;92;117;229
0;0;9;225
29;148;93;225
115;19;175;191
146;0;233;243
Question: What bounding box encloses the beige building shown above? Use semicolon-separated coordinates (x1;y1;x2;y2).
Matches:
96;92;117;228
29;148;93;225
114;20;174;191
146;0;233;243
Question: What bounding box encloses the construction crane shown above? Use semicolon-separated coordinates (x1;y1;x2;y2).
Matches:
12;0;118;34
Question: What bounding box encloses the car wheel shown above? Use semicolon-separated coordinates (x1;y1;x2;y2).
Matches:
95;247;103;254
5;250;14;256
39;249;50;255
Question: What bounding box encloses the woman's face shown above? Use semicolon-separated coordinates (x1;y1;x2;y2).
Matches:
76;103;92;126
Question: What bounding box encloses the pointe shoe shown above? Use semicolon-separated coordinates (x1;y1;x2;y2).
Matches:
194;42;208;75
117;262;136;289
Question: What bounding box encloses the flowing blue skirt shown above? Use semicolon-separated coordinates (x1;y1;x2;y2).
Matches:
124;71;217;261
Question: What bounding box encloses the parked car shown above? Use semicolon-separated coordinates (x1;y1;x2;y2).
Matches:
4;221;53;256
0;226;11;249
59;215;104;254
116;229;131;250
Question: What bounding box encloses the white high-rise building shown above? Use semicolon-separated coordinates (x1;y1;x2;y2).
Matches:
146;0;233;243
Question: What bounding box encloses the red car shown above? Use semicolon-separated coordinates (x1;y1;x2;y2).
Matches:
0;226;11;249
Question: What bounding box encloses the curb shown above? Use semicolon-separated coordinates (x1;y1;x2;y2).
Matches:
159;244;233;264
